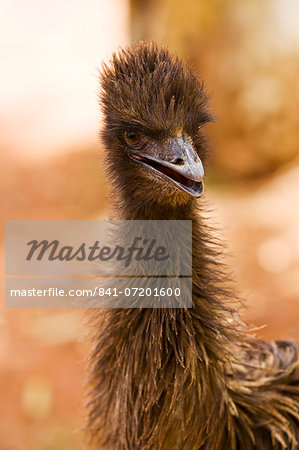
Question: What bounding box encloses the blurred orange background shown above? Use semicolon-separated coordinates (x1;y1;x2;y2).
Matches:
1;0;299;448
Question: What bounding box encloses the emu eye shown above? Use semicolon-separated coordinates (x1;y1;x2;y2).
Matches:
124;130;140;146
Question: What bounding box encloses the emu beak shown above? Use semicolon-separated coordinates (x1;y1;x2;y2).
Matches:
167;135;204;182
130;136;204;197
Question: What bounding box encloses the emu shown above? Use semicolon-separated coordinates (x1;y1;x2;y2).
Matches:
87;42;299;449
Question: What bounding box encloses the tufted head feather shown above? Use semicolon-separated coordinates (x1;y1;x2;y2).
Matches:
100;41;212;138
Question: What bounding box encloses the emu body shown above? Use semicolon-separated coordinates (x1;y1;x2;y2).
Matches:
88;42;299;449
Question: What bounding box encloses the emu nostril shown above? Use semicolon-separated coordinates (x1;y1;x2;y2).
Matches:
172;157;184;165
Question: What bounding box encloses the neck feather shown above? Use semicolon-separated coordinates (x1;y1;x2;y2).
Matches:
88;186;243;448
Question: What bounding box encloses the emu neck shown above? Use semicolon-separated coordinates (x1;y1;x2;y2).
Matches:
109;189;236;361
97;188;239;449
89;187;249;449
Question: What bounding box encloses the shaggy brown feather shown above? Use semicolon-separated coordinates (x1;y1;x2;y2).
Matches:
87;42;299;449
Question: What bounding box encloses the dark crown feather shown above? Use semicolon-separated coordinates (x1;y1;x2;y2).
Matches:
100;42;212;135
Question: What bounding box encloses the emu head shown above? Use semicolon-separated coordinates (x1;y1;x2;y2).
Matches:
100;42;212;207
